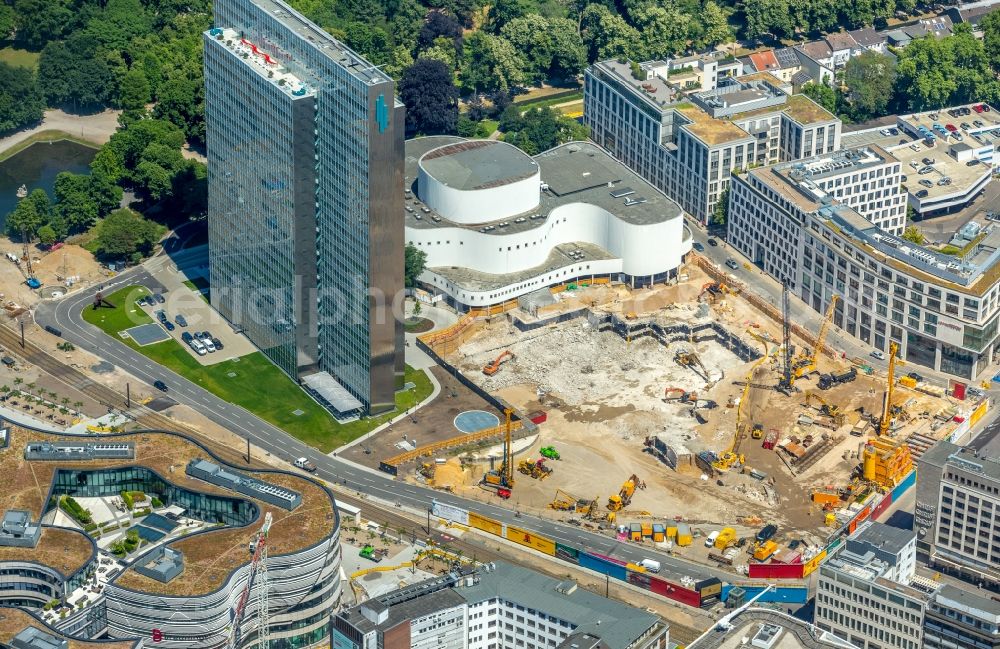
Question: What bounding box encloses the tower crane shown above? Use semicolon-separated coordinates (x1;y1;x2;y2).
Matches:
227;511;273;649
714;339;770;471
878;342;901;437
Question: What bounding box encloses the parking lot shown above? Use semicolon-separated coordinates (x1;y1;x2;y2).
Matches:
135;284;257;366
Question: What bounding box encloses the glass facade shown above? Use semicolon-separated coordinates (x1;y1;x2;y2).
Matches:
206;0;404;413
48;467;258;527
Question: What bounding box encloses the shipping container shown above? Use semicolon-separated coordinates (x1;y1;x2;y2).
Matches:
666;522;677;539
676;523;692;546
753;540;778;561
528;410;547;424
748;562;804;579
641;523;653;538
579;552;627;581
652;524;666;543
630;523;642;542
649;576;702;607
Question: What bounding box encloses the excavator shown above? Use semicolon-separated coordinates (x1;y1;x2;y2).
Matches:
482;408;515;497
791;296;839;381
483;350;515;376
804;391;845;425
699;282;731;301
675;349;709;381
607;474;643;511
517;458;553;479
549;489;598;517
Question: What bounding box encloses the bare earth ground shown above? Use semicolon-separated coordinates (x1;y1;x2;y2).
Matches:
0;243;109;310
0;108;121;152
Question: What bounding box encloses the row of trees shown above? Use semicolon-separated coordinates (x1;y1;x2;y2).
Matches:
801;23;1000;124
741;0;913;44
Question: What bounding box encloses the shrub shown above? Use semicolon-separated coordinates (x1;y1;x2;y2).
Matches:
134;507;152;517
130;491;146;502
120;490;134;509
150;497;163;508
83;523;98;533
60;496;92;525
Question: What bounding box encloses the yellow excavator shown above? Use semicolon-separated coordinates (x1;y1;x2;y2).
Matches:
804;391;845;425
792;295;839;382
675;349;709;381
714;337;771;471
607;474;642;511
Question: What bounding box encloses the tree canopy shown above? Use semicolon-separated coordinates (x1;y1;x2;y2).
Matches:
399;58;460;136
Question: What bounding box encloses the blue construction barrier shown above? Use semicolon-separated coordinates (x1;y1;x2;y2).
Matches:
721;584;809;604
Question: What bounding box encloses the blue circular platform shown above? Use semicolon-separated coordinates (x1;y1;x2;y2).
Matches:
454;410;500;433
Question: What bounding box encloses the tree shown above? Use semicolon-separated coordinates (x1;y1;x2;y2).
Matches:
500;106;589;154
486;0;530;33
501;15;554;84
801;82;838;114
404;243;427;288
698;2;733;49
580;5;642;61
902;225;925;245
54;173;100;232
120;68;152;112
5;199;43;240
712;186;729;226
94;208;161;260
631;4;691;58
12;0;73;48
151;75;205;146
27;189;51;223
895;26;996;110
399;58;459;136
0;63;45;133
983;9;1000;74
843;51;896;119
547;18;586;81
37;225;58;246
37;34;118;110
461;32;525;93
742;0;792;42
418;11;463;51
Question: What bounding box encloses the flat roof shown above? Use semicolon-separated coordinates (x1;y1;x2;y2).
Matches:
592;59;678;108
0;426;336;598
689;608;859;648
853;520;915;556
457;562;660;649
675;104;753;146
890;142;992;202
419;140;538;191
0;608;139;649
301;371;364;412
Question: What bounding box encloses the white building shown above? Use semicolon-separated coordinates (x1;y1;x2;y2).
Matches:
331;562;670;649
404;137;691;310
815;522;926;649
584;59;841;224
727;147;1000;380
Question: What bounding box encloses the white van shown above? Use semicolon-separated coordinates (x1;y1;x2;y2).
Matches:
705;531;720;547
203;338;216;353
190;339;207;356
639;559;661;573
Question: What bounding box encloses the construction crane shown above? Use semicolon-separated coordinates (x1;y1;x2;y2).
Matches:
549;489;597;516
878;342;901;437
607;474;642;511
482;408;515;496
227;511;273;649
19;228;40;289
794;296;839;378
778;283;794;393
483;350;515;376
714;338;771;471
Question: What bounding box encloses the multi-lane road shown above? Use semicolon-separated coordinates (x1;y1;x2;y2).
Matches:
32;249;737;586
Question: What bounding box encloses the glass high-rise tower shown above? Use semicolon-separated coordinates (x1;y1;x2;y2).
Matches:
204;0;404;415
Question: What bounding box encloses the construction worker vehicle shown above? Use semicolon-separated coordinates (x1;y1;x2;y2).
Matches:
359;544;385;563
751;424;764;440
607;474;643;511
675;350;709;381
539;446;560;460
804;391;846;425
483;350;515;376
818;367;857;390
517;458;553;479
549;489;597;516
482;409;515;497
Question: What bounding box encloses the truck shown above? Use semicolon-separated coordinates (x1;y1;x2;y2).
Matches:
359;544;383;563
755;524;778;543
638;558;661;573
294;457;317;472
705;530;720;547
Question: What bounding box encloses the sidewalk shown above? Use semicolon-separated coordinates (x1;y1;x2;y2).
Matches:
0;108;122;154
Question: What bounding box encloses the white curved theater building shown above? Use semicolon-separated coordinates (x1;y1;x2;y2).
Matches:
405;137;692;309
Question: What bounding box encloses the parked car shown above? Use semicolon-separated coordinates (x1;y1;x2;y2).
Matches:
918;166;934;174
692;241;704;251
725;258;739;270
945;124;958;132
889;127;899;136
909;143;921;151
153;293;166;304
181;332;193;343
921;157;935;165
190;339;206;355
175;314;188;327
135;296;150;307
973;104;985;113
919;179;934;188
871;350;886;360
163;320;175;332
937;177;952;186
211;337;224;351
961;122;971;130
916;189;929;198
153;380;168;392
788;539;802;550
707;238;718;247
200;331;212;340
155;309;167;322
294;457;317;472
967;159;981;166
193;331;206;340
755;524;777;543
879;128;891;136
203;338;216;353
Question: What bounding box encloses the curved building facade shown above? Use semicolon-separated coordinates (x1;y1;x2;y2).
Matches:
0;425;341;649
405;138;692;309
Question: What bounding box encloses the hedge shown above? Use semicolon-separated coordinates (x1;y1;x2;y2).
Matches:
120;490;134;509
60;496;93;525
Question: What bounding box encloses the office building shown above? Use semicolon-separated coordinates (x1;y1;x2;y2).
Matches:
815;522;926;649
204;0;404;415
404;137;691;310
726;148;1000;380
924;584;1000;649
584;59;840;224
332;562;670;649
0;424;341;649
916;430;1000;586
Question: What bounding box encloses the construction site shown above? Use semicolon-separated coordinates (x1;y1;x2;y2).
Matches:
379;257;981;575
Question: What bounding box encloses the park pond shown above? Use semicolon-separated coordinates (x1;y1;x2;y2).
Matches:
0;140;98;228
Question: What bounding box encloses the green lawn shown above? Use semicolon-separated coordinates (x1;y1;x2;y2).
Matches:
0;46;40;70
82;285;434;451
514;90;583;112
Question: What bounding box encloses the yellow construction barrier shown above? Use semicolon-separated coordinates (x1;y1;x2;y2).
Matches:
381;419;524;469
